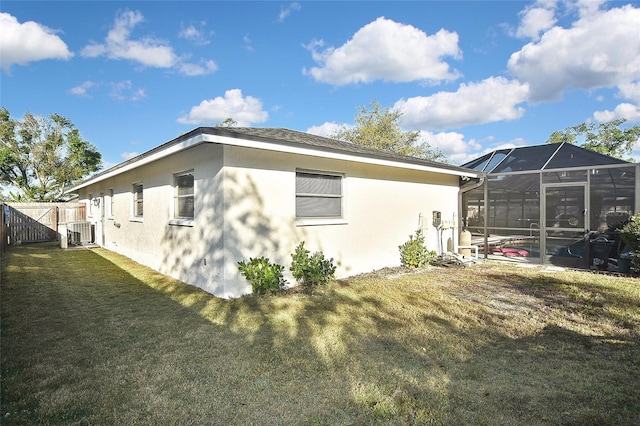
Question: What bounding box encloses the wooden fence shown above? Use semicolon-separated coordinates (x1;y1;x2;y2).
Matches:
5;203;86;245
1;204;8;258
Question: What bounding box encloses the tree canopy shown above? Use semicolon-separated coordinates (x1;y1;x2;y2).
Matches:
331;101;445;162
546;118;640;161
1;107;102;201
215;118;238;127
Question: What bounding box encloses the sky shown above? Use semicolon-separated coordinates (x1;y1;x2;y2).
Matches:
1;0;640;173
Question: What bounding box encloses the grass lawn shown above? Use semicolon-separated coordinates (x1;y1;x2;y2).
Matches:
1;242;639;425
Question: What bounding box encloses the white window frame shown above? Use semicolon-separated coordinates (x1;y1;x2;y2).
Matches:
107;188;114;220
88;193;94;217
131;182;143;222
295;169;347;226
169;170;194;227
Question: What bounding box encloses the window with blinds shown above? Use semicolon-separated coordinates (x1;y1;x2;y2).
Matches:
295;170;343;218
133;183;143;217
174;171;194;219
108;189;114;218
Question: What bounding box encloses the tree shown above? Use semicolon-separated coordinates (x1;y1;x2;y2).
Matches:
546;118;640;161
215;118;238;127
0;107;102;201
331;101;445;162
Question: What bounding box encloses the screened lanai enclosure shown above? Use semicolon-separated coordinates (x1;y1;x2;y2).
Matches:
460;143;639;271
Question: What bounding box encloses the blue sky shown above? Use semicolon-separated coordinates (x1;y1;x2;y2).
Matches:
2;0;640;171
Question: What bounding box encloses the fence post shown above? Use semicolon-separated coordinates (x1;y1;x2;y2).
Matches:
53;206;59;241
0;204;8;257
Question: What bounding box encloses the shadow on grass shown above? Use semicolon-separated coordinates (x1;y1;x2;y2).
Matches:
483;270;640;331
2;243;639;425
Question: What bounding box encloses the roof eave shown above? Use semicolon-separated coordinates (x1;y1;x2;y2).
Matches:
66;128;479;193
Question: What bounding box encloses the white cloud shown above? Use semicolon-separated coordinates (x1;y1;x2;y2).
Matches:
618;82;640;103
418;131;483;165
179;22;211;46
515;3;557;40
572;0;608;18
178;60;218;76
0;12;73;72
81;10;216;76
304;17;461;85
508;4;640;102
82;10;178;68
306;122;347;138
109;80;146;101
177;89;268;126
593;103;640;123
69;80;146;101
243;34;254;52
395;77;529;130
278;2;301;22
69;80;96;97
179;25;200;41
593;81;640;123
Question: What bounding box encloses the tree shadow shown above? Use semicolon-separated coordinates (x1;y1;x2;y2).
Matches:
481;270;640;331
3;244;638;424
159;166;313;298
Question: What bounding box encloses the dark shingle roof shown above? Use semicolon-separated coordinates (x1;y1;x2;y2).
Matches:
70;126;477;191
197;127;472;174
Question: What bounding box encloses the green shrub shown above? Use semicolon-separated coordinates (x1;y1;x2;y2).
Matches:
619;214;640;270
399;229;435;269
237;257;287;294
290;242;336;287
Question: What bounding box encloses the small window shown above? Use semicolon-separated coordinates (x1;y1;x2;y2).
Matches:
108;189;114;218
296;170;343;218
133;183;143;217
88;193;93;216
174;172;194;219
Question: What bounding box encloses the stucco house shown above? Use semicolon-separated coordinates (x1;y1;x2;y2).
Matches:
67;127;479;298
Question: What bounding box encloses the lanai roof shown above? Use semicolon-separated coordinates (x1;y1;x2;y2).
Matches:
462;143;629;174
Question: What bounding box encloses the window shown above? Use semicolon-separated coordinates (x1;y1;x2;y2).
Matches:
174;171;194;219
296;170;343;218
133;183;143;218
88;193;93;216
108;189;114;218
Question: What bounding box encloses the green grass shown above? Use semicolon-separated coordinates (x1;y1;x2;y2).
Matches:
1;242;639;425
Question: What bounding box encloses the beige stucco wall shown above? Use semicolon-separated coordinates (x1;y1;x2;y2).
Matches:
220;145;460;295
80;143;228;295
79;142;461;298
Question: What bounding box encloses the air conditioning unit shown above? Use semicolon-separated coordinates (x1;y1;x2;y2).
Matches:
67;221;93;245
